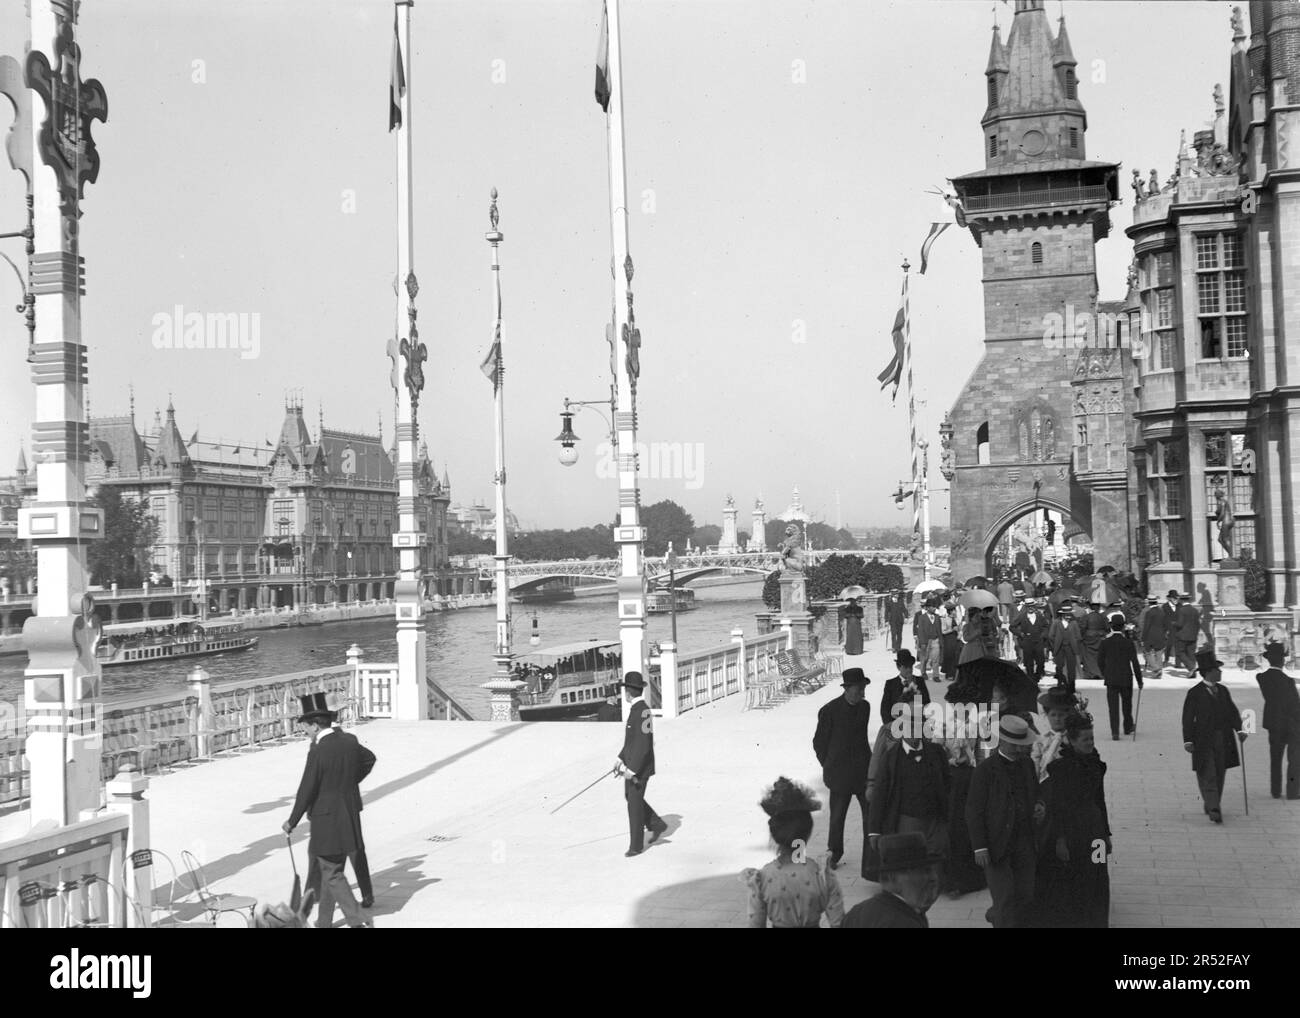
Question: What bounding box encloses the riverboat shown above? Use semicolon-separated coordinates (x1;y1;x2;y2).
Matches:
646;587;696;615
517;639;625;721
96;617;258;667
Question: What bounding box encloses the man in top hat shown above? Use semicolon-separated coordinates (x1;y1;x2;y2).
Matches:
813;668;873;870
1172;593;1202;676
1182;650;1246;823
886;591;908;654
305;715;377;911
866;724;950;882
842;832;943;928
1011;597;1050;683
615;671;667;856
1138;595;1168;678
1255;641;1300;800
283;693;376;928
880;650;930;731
1097;614;1143;740
1047;602;1083;693
967;714;1044;928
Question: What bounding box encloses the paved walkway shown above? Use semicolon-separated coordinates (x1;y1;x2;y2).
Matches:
58;641;1300;927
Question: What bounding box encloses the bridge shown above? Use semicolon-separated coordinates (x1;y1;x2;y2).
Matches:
484;548;949;592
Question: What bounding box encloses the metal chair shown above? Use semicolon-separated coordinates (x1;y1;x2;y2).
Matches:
180;850;257;925
121;849;217;928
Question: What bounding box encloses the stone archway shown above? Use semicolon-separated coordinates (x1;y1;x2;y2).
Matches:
982;497;1090;578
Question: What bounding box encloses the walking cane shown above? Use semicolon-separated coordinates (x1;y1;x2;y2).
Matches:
1131;687;1142;742
1239;732;1249;815
286;834;302;910
549;765;618;815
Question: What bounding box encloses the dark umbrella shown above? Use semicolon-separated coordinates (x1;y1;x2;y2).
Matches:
286;834;302;911
946;658;1039;717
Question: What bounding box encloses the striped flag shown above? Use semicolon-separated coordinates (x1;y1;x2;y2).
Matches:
876;272;909;402
918;222;950;275
595;2;611;111
389;10;406;131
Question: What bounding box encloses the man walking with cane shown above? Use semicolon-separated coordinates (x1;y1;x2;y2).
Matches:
1098;614;1143;740
1181;650;1246;823
616;672;667;857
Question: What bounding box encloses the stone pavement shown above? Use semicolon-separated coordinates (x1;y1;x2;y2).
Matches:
124;638;1300;927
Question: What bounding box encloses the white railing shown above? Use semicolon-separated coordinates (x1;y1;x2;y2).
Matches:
663;630;789;718
0;813;131;928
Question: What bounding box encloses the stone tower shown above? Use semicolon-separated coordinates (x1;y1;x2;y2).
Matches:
751;496;767;552
718;494;740;554
945;1;1124;580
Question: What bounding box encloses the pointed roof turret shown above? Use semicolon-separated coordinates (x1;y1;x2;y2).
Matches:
154;402;190;468
986;23;1008;74
15;445;27;475
1052;15;1076;66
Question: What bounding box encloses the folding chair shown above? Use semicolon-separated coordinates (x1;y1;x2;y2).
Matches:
122;849;216;928
180;850;257;925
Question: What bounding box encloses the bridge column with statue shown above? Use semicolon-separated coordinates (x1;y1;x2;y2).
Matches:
718;495;739;554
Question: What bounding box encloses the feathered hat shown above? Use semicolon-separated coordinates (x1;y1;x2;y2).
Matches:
759;776;821;817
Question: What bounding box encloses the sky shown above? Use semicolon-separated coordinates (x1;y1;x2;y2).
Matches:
0;0;1237;532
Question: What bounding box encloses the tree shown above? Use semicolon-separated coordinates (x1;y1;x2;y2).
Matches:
88;487;159;588
639;500;695;557
1241;551;1269;612
762;569;780;610
448;530;494;557
0;538;35;592
691;524;721;550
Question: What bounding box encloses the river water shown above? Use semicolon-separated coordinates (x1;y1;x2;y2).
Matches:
0;579;766;719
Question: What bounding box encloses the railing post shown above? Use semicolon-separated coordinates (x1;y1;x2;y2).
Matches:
779;617;794;650
346;644;364;717
106;764;151;928
187;666;213;760
658;641;678;719
731;628;746;693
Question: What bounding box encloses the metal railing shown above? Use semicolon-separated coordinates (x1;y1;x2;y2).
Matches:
0;813;131;928
673;631;787;716
964;184;1111;212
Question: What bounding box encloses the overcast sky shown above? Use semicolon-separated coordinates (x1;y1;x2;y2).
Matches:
0;0;1234;531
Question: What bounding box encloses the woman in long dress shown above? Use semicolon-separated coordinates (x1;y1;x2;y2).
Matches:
1037;712;1111;927
741;777;844;928
942;736;987;896
940;603;961;680
843;598;864;656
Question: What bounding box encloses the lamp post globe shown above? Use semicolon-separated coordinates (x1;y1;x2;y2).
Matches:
558;445;579;467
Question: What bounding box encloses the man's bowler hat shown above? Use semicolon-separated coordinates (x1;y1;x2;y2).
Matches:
619;671;646;691
841;667;870;688
895;649;916;667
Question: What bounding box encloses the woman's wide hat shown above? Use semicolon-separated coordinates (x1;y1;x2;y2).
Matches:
296;692;335;723
1037;686;1077;711
1263;641;1288;666
759;776;821;817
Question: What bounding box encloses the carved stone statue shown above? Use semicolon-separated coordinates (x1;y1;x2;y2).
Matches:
1231;7;1244;39
1215;487;1235;559
1213;82;1224;112
1043;414;1056;459
1132;168;1146;200
779;524;805;574
1149;168;1160;195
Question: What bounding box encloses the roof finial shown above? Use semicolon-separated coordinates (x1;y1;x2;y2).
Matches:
319;401;324;437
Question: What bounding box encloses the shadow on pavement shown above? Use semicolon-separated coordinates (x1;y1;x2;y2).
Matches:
631;872;746;928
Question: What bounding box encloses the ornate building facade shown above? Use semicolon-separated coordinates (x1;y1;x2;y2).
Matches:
945;1;1133;580
77;397;473;610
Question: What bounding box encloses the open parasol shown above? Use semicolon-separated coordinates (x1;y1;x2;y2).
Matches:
958;588;1000;610
914;579;948;595
1030;570;1054;586
839;585;869;600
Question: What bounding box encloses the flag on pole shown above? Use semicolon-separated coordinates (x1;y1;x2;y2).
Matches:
876;273;909;402
189;430;198;444
918;222;950;275
480;322;502;389
594;2;611;111
389;10;406;131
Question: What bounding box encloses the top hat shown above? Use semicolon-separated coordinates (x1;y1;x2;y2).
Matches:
297;692;335;723
619;671;646;691
759;776;822;817
841;667;870;688
1263;641;1287;666
875;832;944;875
895;649;916;667
997;714;1037;746
1037;686;1077;711
1194;649;1224;671
1168;589;1181;598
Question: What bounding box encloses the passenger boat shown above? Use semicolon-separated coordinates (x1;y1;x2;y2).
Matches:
512;588;576;605
646;587;696;615
517;639;624;722
96;617;258;667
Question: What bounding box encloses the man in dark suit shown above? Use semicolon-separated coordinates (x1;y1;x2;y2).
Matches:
1161;589;1180;667
305;720;376;910
1138;595;1168;678
813;668;872;870
1255;641;1300;800
283;693;376;928
880;650;930;733
842;832;942;929
1097;614;1144;740
866;734;950;881
1182;650;1246;823
615;671;667;857
886;592;907;653
1047;603;1083;692
913;600;944;682
1011;598;1050;682
967;714;1043;928
1173;593;1201;675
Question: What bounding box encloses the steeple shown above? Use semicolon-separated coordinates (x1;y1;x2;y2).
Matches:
154;401;190;468
15;445;27;477
1052;15;1076;67
986;23;1008;75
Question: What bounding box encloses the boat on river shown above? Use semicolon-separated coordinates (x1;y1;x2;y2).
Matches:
517;639;624;721
646;587;696;615
96;617;258;667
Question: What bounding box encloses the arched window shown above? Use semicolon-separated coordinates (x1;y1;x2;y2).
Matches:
1031;241;1043;265
1065;69;1077;100
987;77;998;106
976;422;991;465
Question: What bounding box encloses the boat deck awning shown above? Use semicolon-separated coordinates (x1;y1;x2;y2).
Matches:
518;640;621;663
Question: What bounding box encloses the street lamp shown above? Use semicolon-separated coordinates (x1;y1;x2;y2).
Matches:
554;397;613;467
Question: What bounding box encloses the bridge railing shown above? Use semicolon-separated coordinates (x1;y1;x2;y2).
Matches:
0;811;131;928
663;630;788;717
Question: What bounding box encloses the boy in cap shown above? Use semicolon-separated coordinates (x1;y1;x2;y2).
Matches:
1255;641;1300;799
1181;651;1246;823
813;668;873;869
615;671;668;856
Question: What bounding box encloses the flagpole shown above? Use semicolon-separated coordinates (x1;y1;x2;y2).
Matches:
391;0;429;720
604;0;647;714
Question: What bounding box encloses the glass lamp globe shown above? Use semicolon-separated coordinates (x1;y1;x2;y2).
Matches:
558;445;579;467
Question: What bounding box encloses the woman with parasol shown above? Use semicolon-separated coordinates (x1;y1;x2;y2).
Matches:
741;777;844;928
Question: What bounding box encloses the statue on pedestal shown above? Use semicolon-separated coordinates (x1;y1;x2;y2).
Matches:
1215;487;1236;563
779;524;805;574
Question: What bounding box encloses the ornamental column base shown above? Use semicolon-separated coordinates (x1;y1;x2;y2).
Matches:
394;578;428;720
481;676;525;722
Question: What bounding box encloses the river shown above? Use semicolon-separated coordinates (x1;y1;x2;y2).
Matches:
0;579;767;719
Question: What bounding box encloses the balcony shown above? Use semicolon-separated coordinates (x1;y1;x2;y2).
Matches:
964;184;1111;213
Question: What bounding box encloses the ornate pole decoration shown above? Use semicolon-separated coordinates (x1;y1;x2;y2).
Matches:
14;0;107;826
602;0;648;714
389;0;429;720
480;188;523;720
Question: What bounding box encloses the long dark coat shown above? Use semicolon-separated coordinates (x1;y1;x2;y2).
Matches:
619;699;656;779
1139;606;1168;649
288;729;377;858
1256;667;1300;732
813;695;872;792
1097;631;1143;690
1173;604;1201;643
867;739;950;837
1181;683;1242;773
965;752;1039;864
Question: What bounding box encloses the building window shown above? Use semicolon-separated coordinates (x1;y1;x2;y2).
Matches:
976;422;990;465
1203;431;1255;560
988;135;997;159
1146;439;1185;563
1065;69;1077;100
1031;242;1043;265
987;77;998;106
1195;232;1247;359
1068;127;1078;149
1140;251;1177;371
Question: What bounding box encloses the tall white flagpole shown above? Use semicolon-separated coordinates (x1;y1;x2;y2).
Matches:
604;0;647;713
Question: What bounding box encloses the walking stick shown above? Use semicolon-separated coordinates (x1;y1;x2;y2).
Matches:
1131;687;1142;742
549;766;617;815
286;834;302;910
1239;732;1249;815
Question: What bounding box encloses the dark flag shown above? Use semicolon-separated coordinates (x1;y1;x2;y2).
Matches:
876;274;909;402
595;2;610;112
389;11;406;131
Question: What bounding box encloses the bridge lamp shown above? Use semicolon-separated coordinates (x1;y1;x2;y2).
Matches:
556;410;580;466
